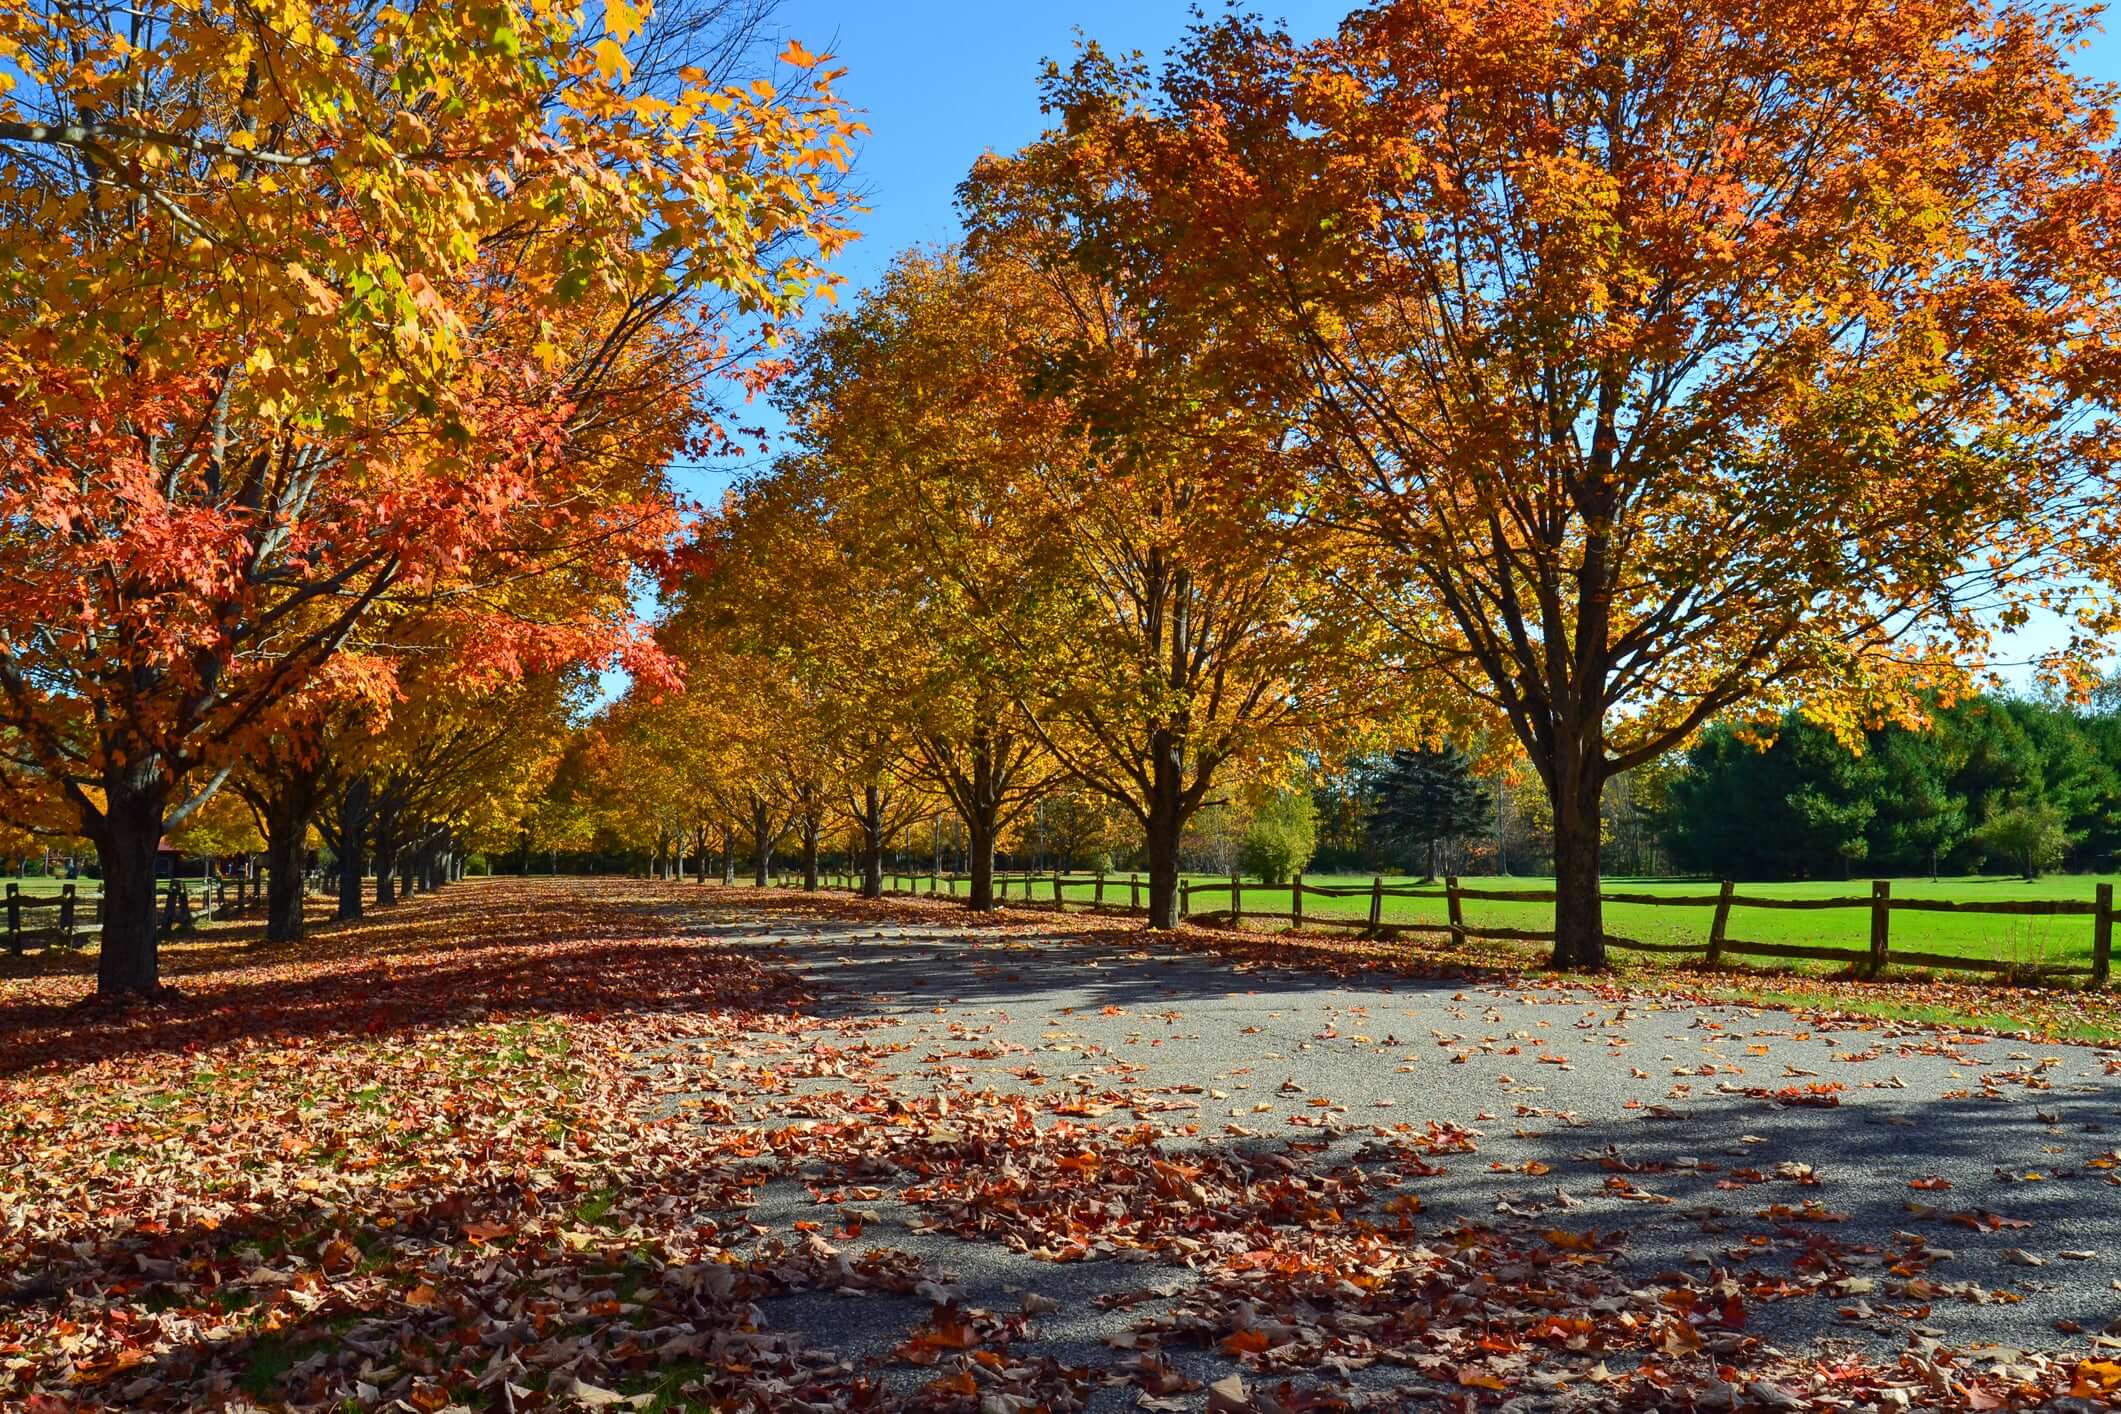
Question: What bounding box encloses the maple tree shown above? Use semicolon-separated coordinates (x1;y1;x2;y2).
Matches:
767;255;1088;908
0;0;856;994
943;188;1405;928
1027;0;2121;965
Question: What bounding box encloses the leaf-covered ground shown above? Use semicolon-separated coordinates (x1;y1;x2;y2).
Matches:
4;879;2119;1412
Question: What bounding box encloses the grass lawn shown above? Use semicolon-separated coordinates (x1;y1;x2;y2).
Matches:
1;876;94;896
880;870;2116;973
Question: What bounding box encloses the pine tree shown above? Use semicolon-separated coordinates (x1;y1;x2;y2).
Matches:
1369;746;1492;882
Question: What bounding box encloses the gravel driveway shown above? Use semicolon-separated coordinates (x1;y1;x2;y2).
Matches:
646;903;2121;1410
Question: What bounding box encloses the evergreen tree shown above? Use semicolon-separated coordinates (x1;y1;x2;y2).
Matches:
1369;746;1491;881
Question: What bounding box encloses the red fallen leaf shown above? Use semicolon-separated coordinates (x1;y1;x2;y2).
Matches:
1220;1327;1272;1355
1909;1175;1953;1191
462;1220;511;1244
922;1370;979;1397
1456;1366;1508;1389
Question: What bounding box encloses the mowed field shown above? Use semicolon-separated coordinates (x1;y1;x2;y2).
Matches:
892;871;2121;971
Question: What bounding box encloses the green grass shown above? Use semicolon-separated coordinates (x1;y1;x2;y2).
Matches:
0;875;94;896
856;870;2115;973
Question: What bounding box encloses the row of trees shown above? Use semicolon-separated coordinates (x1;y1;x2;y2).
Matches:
593;0;2121;967
0;0;858;996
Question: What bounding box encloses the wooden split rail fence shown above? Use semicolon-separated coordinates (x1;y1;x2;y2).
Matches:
799;870;2115;988
4;873;325;954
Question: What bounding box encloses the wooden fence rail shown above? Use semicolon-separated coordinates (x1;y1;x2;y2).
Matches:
4;871;334;954
787;868;2115;988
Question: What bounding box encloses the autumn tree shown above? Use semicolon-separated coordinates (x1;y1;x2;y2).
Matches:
769;275;1072;909
945;185;1402;928
0;0;855;994
1037;0;2121;963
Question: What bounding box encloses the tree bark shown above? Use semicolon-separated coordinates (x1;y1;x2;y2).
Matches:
93;761;170;998
749;797;772;886
800;815;820;890
1549;766;1607;970
966;808;996;911
1142;729;1187;930
263;797;311;943
721;817;736;885
373;830;398;907
860;784;885;899
336;777;370;920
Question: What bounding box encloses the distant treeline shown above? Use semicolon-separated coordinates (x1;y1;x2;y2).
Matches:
1662;696;2121;880
1305;693;2121;882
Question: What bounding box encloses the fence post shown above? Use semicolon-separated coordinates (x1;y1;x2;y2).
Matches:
1181;877;1192;921
1231;873;1243;928
58;884;75;945
1706;879;1734;965
1291;872;1303;931
1367;875;1383;934
5;883;19;955
1868;880;1891;978
2094;883;2113;989
1131;873;1140;913
1054;870;1064;910
1445;875;1465;947
1094;871;1105;910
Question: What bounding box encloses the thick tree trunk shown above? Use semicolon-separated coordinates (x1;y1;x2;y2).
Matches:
1549;769;1607;970
750;799;772;886
337;777;370;920
374;847;397;906
860;785;884;899
93;762;170;998
264;803;309;942
800;816;819;891
721;818;736;885
1144;810;1181;930
966;809;996;911
1143;732;1185;930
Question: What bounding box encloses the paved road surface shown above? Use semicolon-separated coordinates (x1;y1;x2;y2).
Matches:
643;906;2121;1409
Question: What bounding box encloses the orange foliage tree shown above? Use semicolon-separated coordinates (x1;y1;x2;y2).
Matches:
1034;0;2121;963
0;0;856;994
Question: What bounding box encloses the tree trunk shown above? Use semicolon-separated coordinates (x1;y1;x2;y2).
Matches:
750;798;772;886
93;761;170;998
337;777;370;920
1144;808;1181;930
1549;767;1607;970
721;818;736;885
800;816;820;890
1425;836;1439;884
966;809;996;911
374;845;397;906
264;799;310;943
861;785;884;899
1143;731;1185;930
